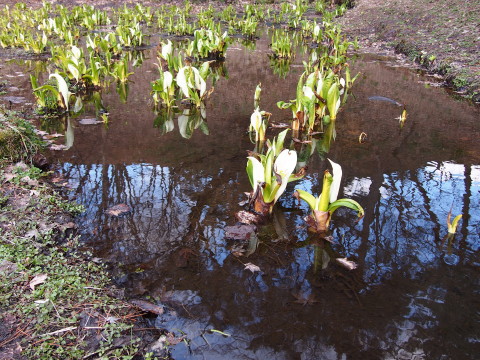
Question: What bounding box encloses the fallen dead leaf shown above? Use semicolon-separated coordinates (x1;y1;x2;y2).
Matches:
29;274;47;290
50;144;67;151
292;138;312;144
35;130;48;136
165;332;186;345
43;133;64;140
269;122;290;128
3;172;15;182
244;262;261;273
130;299;164;315
29;189;40;197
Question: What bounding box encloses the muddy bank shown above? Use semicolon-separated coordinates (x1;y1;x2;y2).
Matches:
336;0;480;102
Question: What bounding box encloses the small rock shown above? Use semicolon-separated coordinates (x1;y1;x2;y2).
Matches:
0;260;18;275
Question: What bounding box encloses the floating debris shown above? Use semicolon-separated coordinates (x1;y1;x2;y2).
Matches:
368;95;402;106
335;257;358;270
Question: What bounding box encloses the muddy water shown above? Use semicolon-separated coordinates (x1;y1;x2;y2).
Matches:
2;34;480;359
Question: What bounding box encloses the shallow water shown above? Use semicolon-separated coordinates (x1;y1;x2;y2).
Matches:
1;34;479;359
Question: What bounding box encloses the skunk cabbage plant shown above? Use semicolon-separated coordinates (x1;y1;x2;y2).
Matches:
246;129;304;215
295;159;364;233
249;107;271;143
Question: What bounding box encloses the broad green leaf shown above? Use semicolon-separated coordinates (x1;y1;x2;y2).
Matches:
277;101;293;110
327;83;339;119
199;61;210;79
275;128;289;156
319;170;333;212
296;72;305;103
67;62;80;81
321;73;333;100
328;198;364;218
305;71;316;89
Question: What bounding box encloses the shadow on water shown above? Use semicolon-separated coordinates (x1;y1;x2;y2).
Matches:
2;34;479;359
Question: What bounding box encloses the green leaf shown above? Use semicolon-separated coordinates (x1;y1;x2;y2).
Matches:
295;189;317;210
275;128;289;155
448;214;462;234
328;198;364;218
264;147;274;186
277;101;293;110
327;82;339;120
319;170;333;212
199;61;210;79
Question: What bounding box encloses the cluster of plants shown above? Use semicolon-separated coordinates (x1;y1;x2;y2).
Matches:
2;0;363;225
151;39;229;138
187;29;231;60
244;85;364;235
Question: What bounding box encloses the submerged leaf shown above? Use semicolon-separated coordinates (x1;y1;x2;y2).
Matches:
244;262;261;273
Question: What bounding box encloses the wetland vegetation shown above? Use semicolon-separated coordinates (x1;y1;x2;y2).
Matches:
0;0;479;359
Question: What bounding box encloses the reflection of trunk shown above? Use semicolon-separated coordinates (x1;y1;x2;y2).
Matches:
411;166;441;240
459;164;472;259
357;172;382;268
